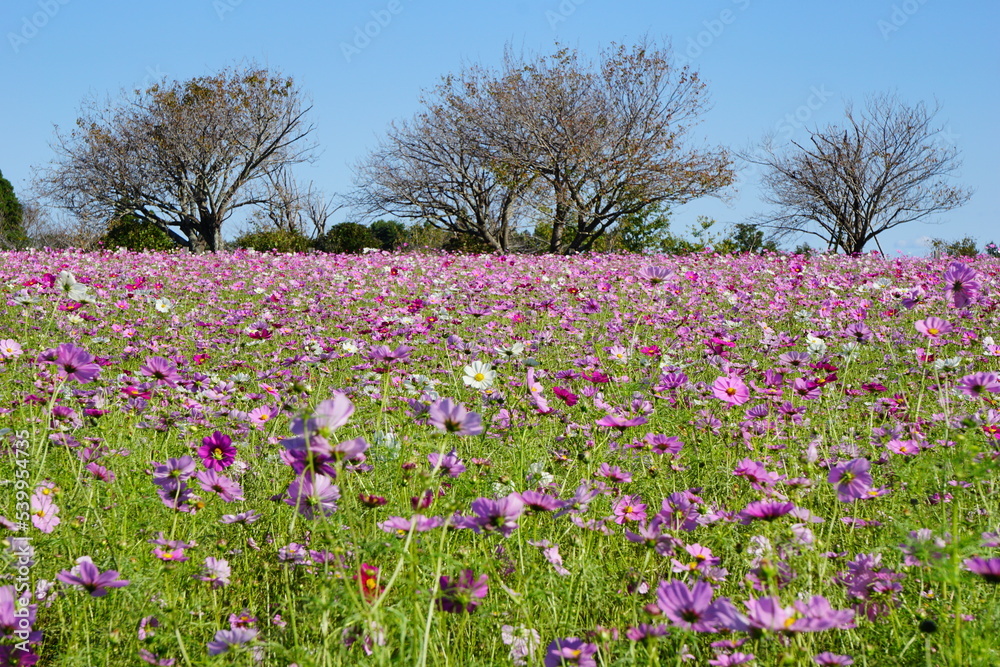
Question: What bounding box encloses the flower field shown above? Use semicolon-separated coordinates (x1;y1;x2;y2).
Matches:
1;248;999;666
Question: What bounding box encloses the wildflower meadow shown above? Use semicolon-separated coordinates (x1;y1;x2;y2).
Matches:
1;248;999;666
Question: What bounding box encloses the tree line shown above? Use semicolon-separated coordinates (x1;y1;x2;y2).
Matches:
2;41;979;255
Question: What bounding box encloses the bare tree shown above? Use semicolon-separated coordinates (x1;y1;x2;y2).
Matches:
353;99;538;253
35;63;316;252
743;93;972;254
444;41;735;253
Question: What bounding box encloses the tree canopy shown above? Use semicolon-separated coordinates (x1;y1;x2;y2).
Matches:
35;63;316;252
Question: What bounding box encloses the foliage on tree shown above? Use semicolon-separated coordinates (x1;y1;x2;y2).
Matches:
0;169;29;249
928;236;979;258
35;63;316;253
355;39;733;254
312;222;379;254
101;214;176;251
743;93;972;254
369;219;406;251
232;228;312;253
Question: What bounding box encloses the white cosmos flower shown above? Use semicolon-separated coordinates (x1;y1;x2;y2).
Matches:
463;360;495;390
154;297;172;313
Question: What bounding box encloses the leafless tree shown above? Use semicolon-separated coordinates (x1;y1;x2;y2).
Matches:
353;40;732;254
34;63;316;252
743;93;972;254
444;40;735;253
353;99;538;253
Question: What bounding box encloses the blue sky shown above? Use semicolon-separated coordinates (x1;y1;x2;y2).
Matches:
3;0;998;253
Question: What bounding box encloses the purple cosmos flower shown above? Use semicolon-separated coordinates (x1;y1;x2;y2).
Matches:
519;490;563;513
709;653;756;666
56;558;129;596
139;356;180;387
827;458;873;502
378;514;443;536
436;570;488;613
285;474;340;519
85;463;115;483
595;414;648;431
428;449;467;477
46;343;101;383
139;649;175;666
813;653;854;666
942;261;980;307
657;579;735;632
543;637;598;667
711;375;750;406
739;501;796;524
197;432;236;471
638;266;675;285
195;470;244;502
744;596;854;633
292;393;354;437
220;510;261;525
469;493;524;537
428;398;483;435
625;623;668;642
963;557;1000;583
956;372;1000;398
207;628;257;655
625;517;679;556
195;557;231;589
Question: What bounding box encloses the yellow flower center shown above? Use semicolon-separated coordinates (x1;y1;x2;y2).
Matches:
928;328;939;335
474;373;485;382
726;387;736;396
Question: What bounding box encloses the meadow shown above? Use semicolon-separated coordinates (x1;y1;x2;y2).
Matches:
0;248;998;666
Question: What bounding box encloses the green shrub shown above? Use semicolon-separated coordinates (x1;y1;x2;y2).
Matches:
233;228;312;253
101;216;176;251
369;219;406;251
312;223;379;254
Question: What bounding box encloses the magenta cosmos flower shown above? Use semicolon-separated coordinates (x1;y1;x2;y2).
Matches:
56;558;129;597
285;474;340;519
436;570;488;613
45;343;101;383
197;432;236;471
827;458;873;502
139;356;180;386
544;637;598;667
711;375;750;406
656;579;736;633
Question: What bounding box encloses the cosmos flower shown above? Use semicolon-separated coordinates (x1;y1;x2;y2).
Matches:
827;458;873;502
207;628;257;655
195;557;231;589
913;317;952;338
56;558;129;597
44;343;101;384
656;579;735;633
139;356;180;386
942;262;980;308
436;570;488;613
463;360;496;389
428;398;483;436
543;637;598;667
197;432;237;471
711;375;750;406
963;557;1000;583
285;474;340;519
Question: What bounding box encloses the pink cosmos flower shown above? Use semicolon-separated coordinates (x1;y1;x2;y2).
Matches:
56;557;129;596
913;317;952;338
711;375;750;406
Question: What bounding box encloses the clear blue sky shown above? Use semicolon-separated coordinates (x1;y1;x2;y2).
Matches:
3;0;998;253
